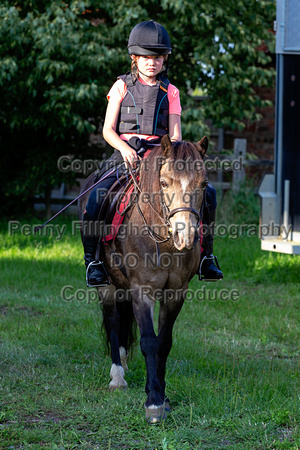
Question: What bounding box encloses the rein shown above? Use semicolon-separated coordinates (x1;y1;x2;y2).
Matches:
127;165;171;244
33;163;126;233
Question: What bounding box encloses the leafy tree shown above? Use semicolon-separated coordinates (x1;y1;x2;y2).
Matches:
0;1;124;216
0;0;275;217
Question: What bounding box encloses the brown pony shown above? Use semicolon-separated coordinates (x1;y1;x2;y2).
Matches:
78;135;208;423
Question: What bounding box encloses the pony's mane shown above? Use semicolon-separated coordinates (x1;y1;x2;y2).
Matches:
140;141;204;188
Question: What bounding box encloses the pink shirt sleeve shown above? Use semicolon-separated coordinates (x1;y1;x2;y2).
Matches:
168;83;181;115
106;79;127;103
107;79;181;116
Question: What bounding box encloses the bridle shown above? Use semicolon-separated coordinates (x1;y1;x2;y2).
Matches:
127;163;207;245
160;193;204;231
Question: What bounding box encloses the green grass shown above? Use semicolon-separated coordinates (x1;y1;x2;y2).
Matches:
0;217;299;449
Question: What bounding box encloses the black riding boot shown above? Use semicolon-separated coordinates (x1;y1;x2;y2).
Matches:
83;213;110;287
199;210;223;281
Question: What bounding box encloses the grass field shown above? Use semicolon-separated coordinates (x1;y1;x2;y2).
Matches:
0;215;299;449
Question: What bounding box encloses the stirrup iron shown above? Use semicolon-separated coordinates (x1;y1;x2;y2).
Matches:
199;254;222;282
86;261;110;288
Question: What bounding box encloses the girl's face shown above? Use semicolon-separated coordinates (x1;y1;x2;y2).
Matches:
135;55;164;79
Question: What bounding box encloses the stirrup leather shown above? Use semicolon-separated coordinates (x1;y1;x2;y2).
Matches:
199;254;222;281
86;260;111;288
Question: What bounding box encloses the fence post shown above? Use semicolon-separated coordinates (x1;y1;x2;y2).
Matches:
232;138;246;192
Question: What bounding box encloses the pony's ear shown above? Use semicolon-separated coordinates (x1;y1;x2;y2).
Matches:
161;134;172;158
197;136;208;157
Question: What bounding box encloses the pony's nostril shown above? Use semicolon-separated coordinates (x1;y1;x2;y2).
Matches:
173;230;179;243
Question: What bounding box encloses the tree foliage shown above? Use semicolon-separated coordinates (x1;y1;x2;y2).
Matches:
0;0;276;216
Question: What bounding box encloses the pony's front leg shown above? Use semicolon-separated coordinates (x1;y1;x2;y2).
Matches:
131;288;164;423
156;295;185;410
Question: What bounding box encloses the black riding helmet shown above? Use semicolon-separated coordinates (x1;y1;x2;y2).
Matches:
128;20;172;56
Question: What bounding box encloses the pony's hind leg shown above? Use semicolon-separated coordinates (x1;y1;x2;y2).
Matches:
119;346;128;372
100;286;128;391
117;300;135;372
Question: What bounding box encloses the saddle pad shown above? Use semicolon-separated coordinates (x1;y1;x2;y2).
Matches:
103;183;135;242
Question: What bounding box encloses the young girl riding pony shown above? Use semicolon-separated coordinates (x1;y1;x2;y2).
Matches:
82;20;223;286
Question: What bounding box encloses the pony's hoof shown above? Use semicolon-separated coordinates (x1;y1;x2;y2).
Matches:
109;364;127;392
145;405;166;424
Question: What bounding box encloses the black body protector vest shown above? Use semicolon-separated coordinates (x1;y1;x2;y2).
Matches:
117;73;170;137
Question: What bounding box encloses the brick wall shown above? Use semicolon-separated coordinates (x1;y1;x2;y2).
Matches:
229;86;275;160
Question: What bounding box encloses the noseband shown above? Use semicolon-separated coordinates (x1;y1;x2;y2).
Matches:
160;190;205;233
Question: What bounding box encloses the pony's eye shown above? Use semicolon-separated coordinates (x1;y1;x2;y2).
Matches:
161;180;168;189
